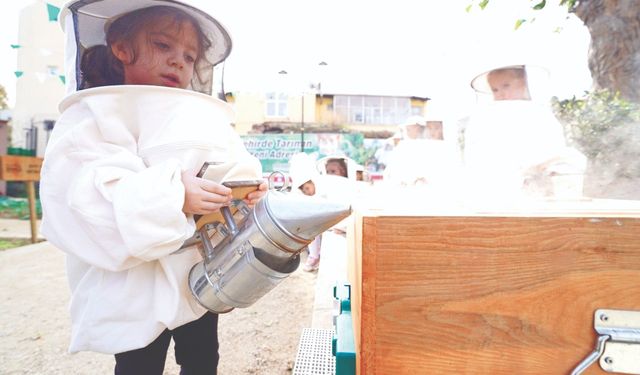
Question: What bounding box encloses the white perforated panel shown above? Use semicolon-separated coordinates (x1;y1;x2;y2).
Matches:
292;328;336;375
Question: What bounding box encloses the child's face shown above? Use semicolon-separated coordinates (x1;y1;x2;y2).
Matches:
113;17;199;89
405;124;425;139
487;70;530;101
299;181;316;196
426;121;444;140
326;161;347;177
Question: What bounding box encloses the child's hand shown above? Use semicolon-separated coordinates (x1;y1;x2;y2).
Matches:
243;181;268;208
181;170;233;215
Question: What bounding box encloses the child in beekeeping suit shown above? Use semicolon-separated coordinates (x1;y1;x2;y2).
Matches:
289;153;357;271
463;64;586;199
39;1;267;373
288;152;324;271
382;116;426;186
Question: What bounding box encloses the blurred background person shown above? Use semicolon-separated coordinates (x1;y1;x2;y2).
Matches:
325;157;348;177
315;155;362;234
374;132;402;172
464;63;587;199
398;115;428;140
383;115;462;189
485;66;531;101
288;152;323;272
289;153;363;272
382;116;428;186
316;155;365;181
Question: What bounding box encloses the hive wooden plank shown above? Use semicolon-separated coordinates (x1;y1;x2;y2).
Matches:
347;209;640;375
346;213;364;373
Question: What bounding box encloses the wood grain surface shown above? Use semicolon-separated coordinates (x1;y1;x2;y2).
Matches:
195;184;259;230
348;213;640;375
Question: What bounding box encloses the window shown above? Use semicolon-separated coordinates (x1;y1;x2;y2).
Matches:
265;92;288;117
334;95;411;125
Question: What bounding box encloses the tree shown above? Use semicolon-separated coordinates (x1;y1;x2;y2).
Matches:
572;0;640;102
471;0;640;103
0;85;8;110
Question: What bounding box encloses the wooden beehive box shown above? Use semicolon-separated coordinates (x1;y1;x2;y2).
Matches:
346;198;640;375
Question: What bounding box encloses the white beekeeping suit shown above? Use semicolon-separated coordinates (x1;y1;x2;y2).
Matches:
383;115;462;190
464;64;586;199
382;116;429;186
40;0;262;355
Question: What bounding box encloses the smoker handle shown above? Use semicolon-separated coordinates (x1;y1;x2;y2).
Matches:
197;206;236;262
175;198;250;255
200;203;246;262
220;206;238;235
197;224;219;263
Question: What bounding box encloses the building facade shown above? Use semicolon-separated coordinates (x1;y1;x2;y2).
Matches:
12;1;65;157
9;2;431;155
229;90;429;136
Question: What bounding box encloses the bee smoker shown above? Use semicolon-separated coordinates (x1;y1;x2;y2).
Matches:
188;191;351;313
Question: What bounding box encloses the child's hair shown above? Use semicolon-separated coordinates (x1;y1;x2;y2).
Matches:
80;6;212;90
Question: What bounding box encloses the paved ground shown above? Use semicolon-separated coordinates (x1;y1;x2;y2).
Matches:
0;218;346;374
0;218;347;329
310;231;349;329
0;218;43;240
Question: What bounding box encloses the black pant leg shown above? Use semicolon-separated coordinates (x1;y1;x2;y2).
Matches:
114;329;172;375
172;312;220;375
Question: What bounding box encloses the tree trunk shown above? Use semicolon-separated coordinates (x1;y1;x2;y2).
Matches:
574;0;640;102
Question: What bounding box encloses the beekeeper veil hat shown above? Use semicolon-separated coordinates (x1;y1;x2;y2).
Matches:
470;63;551;103
59;0;232;95
316;155;362;181
289;152;320;190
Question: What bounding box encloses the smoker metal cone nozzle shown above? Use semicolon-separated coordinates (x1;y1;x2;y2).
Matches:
261;191;352;242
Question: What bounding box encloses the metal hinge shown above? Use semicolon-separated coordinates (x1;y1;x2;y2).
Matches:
572;309;640;374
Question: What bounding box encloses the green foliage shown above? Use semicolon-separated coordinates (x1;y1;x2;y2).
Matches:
466;0;490;12
533;0;547;10
467;0;576;12
0;196;42;220
349;143;378;169
515;19;527;30
0;85;8;110
338;134;377;167
552;90;640;178
559;0;578;11
0;238;32;251
465;0;580;33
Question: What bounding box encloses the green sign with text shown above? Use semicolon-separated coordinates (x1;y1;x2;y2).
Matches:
242;133;364;173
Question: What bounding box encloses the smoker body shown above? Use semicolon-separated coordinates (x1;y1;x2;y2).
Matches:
188;191;351;313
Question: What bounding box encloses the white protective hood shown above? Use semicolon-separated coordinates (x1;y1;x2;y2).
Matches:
59;0;232;95
470;64;552;104
289;152;320;190
40;85;261;354
316;155;363;181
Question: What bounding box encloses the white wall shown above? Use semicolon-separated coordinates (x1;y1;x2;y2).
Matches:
12;2;65;156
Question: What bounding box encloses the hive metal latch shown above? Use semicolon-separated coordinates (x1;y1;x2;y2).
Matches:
572;309;640;374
